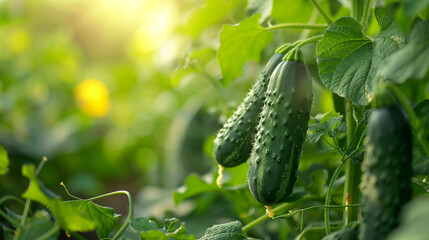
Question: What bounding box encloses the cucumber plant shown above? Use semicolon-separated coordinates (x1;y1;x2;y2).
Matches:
248;52;313;210
2;0;429;240
213;52;284;186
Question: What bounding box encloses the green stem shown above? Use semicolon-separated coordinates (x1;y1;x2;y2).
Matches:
242;195;322;233
0;209;20;227
93;191;133;240
278;203;362;219
309;0;332;24
61;190;133;240
286;48;299;61
60;182;83;200
35;224;60;240
35;157;48;175
324;142;366;235
343;100;361;225
297;226;341;240
14;158;48;240
265;23;328;31
324;158;348;235
351;0;364;21
278;35;323;56
361;0;372;29
284;35;323;61
0;195;25;207
295;35;323;48
386;83;429;157
302;204;361;214
300;7;320;39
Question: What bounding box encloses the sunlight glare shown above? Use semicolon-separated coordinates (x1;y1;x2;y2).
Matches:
129;0;177;54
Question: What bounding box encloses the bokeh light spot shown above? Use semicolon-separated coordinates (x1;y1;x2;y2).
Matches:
74;78;110;117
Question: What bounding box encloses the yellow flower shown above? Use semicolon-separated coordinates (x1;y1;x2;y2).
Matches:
74;78;110;117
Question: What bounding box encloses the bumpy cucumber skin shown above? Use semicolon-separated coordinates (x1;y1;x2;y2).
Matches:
322;227;358;240
214;53;284;168
360;106;412;240
248;60;313;206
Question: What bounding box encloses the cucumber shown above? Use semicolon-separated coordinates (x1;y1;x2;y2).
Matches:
360;93;412;240
248;59;313;206
213;53;284;168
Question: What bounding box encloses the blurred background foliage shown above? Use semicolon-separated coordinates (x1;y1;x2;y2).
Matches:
0;0;387;238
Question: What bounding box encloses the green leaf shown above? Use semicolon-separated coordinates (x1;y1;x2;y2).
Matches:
200;221;249;240
171;48;216;88
317;6;405;105
162;218;195;239
0;145;9;175
308;112;345;144
400;0;429;17
62;200;120;239
411;177;429;195
413;159;429;175
130;217;159;232
140;230;169;240
415;99;429;142
130;217;195;240
412;99;429;175
388;196;429;240
173;174;219;205
48;199;96;232
185;0;243;38
217;13;273;85
21;164;96;233
271;0;313;23
21;164;58;206
380;20;429;83
20;210;59;240
247;0;272;23
299;163;329;196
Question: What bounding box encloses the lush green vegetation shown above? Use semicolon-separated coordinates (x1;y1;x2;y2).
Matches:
1;0;429;239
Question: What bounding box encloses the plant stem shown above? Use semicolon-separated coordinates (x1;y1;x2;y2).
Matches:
265;23;328;31
14;158;48;240
0;209;20;227
242;195;322;233
361;0;372;29
351;0;364;22
309;0;332;24
343;100;361;225
300;7;320;39
111;192;133;240
0;195;25;206
75;191;133;240
35;224;60;240
296;226;341;240
295;35;323;48
324;145;364;235
324;158;347;235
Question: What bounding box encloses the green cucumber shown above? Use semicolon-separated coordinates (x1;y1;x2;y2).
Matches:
213;53;284;168
360;92;412;240
248;59;313;206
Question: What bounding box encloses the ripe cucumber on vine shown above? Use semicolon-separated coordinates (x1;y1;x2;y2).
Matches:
213;52;284;187
166;0;429;238
247;50;313;215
